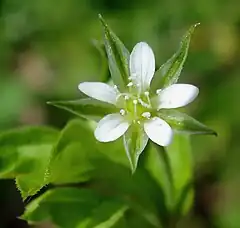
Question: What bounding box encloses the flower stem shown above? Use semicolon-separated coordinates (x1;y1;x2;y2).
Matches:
154;144;175;203
153;144;177;228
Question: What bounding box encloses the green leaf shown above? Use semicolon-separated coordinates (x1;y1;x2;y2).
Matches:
145;144;174;211
165;134;194;216
78;201;128;228
99;14;130;91
15;145;53;199
122;209;158;228
145;134;194;216
48;119;97;184
150;23;200;92
123;124;148;173
0;126;59;199
91;159;165;227
158;109;217;135
0;126;58;148
174;182;193;216
47;98;118;121
22;187;127;228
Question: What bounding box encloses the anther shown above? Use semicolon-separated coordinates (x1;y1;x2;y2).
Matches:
124;95;129;100
120;109;126;115
156;89;162;95
138;98;151;108
144;91;149;96
137;121;141;124
142;112;151;119
133;100;138;104
127;82;133;87
113;85;118;89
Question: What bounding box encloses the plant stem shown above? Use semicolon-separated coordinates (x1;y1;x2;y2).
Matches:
154;144;175;204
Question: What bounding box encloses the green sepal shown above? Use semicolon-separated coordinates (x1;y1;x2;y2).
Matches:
99;14;130;92
123;124;148;173
158;109;217;135
150;23;200;92
47;98;118;121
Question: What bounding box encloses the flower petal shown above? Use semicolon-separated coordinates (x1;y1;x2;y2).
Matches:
144;117;173;146
155;84;199;109
94;113;130;142
78;82;118;105
130;42;155;92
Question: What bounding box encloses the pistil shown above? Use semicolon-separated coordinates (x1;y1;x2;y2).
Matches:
133;99;138;120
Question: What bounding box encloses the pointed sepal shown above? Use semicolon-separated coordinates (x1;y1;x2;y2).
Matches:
47;98;118;120
123;124;148;173
151;23;200;92
158;109;217;136
99;14;130;92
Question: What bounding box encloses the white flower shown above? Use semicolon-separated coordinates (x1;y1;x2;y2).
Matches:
78;42;199;146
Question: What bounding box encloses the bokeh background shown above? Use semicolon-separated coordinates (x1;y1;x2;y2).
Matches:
0;0;239;227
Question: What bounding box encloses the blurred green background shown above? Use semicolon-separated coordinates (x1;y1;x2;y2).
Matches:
0;0;239;227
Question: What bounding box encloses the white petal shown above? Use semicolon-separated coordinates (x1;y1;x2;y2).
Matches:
130;42;155;92
144;117;173;146
94;114;130;142
155;84;199;109
78;82;118;105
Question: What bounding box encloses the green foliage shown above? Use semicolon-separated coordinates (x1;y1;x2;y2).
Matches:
7;121;164;227
0;2;230;226
0;117;206;227
145;134;193;218
48;119;96;184
31;17;215;227
15;145;52;199
99;14;130;92
150;24;199;92
158;109;217;135
145;145;174;211
166;134;193;216
22;188;127;228
0;126;59;199
0;120;166;227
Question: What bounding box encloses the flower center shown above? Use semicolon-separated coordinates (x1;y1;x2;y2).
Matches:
117;90;152;123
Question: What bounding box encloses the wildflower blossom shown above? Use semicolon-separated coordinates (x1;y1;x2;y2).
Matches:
78;42;199;146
